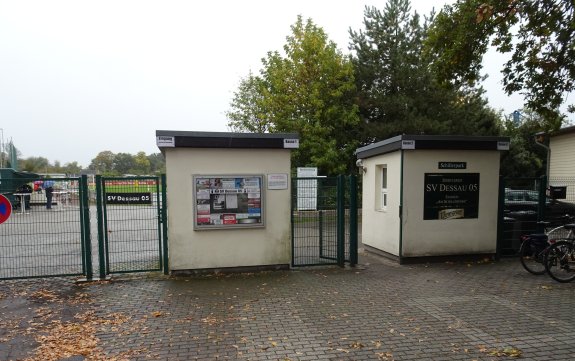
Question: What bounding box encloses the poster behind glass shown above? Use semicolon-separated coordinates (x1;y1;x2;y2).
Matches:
194;175;263;229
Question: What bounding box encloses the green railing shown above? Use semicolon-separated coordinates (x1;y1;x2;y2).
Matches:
497;175;575;257
291;175;358;267
97;176;164;275
0;177;86;280
0;175;168;280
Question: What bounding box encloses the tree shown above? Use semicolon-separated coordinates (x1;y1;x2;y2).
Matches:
133;151;151;175
20;156;50;173
349;0;501;144
499;109;555;178
89;151;115;174
113;153;135;175
426;0;574;126
62;161;82;175
227;16;360;175
147;153;165;174
227;72;272;133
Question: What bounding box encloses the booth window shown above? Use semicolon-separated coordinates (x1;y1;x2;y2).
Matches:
376;165;388;211
381;166;388;210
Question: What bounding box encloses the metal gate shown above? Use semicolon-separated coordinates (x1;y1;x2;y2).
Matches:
291;175;358;267
0;174;168;280
0;176;91;280
95;175;167;277
497;176;575;257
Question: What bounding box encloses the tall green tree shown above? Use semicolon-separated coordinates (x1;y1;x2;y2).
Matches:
227;72;271;133
147;153;165;174
499;109;558;178
349;0;501;143
89;151;115;174
113;153;135;175
20;156;50;173
227;16;360;175
426;0;574;127
62;161;82;175
133;151;151;175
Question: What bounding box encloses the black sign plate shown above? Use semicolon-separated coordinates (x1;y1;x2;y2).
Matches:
106;192;152;205
424;173;479;220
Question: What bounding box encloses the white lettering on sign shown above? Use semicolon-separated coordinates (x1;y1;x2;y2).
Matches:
283;139;299;148
497;141;510;150
156;136;175;147
401;140;415;149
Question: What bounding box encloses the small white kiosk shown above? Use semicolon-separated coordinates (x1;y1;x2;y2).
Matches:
356;135;510;263
156;130;299;273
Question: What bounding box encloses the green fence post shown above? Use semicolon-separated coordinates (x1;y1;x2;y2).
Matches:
537;175;547;229
161;174;169;275
337;175;345;267
80;175;93;280
318;210;324;258
349;175;358;266
95;175;107;279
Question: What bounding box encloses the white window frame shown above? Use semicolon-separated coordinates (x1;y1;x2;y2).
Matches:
381;166;388;210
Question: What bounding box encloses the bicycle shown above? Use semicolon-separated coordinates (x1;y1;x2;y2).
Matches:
519;221;565;275
543;223;575;282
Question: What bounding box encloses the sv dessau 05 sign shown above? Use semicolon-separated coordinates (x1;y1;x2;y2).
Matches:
106;192;152;205
423;173;480;220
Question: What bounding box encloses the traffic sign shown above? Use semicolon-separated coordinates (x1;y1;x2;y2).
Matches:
0;194;12;224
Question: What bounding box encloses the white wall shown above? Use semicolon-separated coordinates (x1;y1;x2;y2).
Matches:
550;133;575;178
165;148;291;270
402;150;500;257
361;152;402;256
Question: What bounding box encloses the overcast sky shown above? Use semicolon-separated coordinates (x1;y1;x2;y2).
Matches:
0;0;546;168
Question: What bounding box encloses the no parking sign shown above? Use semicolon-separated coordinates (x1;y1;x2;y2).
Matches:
0;194;12;224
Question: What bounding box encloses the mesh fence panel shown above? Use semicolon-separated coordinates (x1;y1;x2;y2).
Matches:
292;177;339;266
102;177;162;273
0;177;84;279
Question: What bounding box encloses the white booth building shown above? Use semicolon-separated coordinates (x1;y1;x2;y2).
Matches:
156;130;299;273
356;135;510;263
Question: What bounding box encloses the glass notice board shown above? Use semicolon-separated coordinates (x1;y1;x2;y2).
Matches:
194;175;264;229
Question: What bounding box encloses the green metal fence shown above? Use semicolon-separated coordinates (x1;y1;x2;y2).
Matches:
96;175;164;276
0;177;89;280
291;175;358;267
498;176;575;257
0;175;168;280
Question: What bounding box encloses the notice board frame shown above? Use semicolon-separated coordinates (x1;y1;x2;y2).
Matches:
193;174;265;230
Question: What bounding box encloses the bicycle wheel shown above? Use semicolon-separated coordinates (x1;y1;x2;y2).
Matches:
544;240;575;283
519;239;547;275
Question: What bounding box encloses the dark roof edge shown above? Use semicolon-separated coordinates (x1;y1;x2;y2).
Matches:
155;130;300;150
355;135;510;159
552;125;575;137
156;130;299;139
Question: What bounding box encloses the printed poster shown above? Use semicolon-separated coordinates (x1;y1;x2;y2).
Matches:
195;175;263;228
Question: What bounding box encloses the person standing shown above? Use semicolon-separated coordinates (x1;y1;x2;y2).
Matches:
15;183;33;210
42;179;55;209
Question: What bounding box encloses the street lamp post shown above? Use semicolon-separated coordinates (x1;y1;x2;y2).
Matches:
534;131;550;186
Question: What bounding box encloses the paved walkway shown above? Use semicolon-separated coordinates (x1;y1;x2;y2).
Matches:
1;253;574;361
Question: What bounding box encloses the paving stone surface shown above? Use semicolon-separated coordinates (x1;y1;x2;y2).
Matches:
1;253;574;360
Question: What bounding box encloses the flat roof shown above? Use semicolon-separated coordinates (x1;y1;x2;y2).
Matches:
155;130;299;150
552;124;575;137
355;134;510;159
